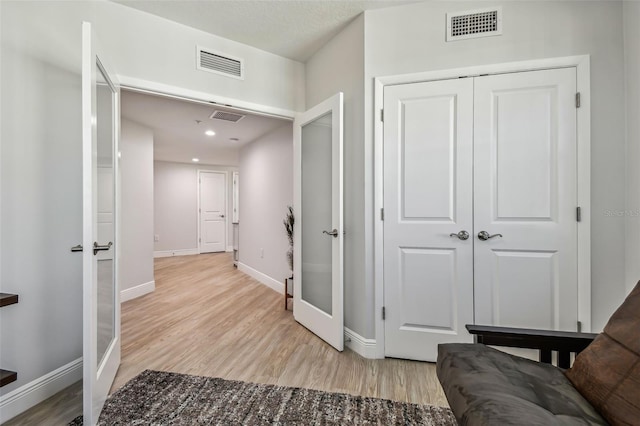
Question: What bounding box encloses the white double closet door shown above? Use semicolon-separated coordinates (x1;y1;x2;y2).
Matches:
383;67;578;361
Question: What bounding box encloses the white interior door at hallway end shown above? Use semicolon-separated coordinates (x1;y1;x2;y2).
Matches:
383;78;475;362
383;67;579;362
199;171;227;253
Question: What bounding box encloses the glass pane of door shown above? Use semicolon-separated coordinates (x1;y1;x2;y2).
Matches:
95;60;116;367
300;112;333;315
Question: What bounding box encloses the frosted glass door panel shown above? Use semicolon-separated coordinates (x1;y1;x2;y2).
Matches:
95;63;115;367
301;112;333;315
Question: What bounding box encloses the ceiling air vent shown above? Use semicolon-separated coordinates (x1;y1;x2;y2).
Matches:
446;7;502;42
209;110;245;123
197;46;244;80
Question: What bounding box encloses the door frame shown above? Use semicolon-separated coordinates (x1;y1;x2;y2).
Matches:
119;76;297;121
120;78;295;257
118;79;294;258
373;55;592;358
197;169;229;254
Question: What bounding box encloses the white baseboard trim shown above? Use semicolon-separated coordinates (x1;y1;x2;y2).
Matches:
237;262;284;294
154;249;199;258
0;358;82;424
121;280;155;303
225;245;233;253
344;327;378;359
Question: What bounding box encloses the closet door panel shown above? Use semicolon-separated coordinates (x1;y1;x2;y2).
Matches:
473;68;578;332
383;79;474;362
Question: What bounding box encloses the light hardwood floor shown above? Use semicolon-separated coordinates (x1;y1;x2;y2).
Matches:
4;253;447;425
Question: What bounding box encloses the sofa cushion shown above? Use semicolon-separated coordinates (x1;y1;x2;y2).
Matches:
437;343;607;425
565;282;640;425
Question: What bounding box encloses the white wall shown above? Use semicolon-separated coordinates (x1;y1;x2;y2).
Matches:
121;119;154;294
0;4;84;399
239;124;293;286
0;0;302;413
624;1;640;295
363;1;627;334
154;161;237;254
305;15;366;335
1;1;304;114
95;1;304;114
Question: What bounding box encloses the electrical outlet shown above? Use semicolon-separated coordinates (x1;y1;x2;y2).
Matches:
154;234;160;242
260;248;264;258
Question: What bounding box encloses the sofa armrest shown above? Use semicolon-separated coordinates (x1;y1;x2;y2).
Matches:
466;324;598;368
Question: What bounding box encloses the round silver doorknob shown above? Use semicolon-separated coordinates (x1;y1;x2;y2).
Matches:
449;230;469;240
478;231;503;241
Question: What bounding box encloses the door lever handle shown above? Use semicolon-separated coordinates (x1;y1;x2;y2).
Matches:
322;229;339;238
449;230;469;240
478;231;502;241
93;241;113;255
71;244;83;253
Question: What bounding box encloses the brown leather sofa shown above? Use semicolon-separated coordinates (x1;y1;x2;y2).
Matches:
437;283;640;425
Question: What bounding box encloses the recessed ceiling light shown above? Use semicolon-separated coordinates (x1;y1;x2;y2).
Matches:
192;158;200;162
205;130;216;136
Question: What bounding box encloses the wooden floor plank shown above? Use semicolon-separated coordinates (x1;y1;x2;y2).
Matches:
4;253;447;425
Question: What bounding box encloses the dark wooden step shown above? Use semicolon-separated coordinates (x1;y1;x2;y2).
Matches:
0;293;18;307
0;369;17;387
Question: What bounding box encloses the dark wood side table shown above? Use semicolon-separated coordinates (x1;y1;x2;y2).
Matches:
284;277;293;310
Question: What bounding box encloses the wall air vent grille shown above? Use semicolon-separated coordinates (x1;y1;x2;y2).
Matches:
209;110;245;123
197;46;244;80
446;8;502;41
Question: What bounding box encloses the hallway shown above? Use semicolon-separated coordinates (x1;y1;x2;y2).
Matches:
5;253;447;425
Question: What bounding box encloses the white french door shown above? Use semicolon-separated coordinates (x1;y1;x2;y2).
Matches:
383;67;578;361
383;79;475;361
293;93;344;351
82;22;121;425
473;68;578;331
199;171;227;253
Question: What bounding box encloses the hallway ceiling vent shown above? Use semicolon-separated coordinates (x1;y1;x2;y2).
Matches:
446;7;502;42
197;46;244;80
209;110;246;123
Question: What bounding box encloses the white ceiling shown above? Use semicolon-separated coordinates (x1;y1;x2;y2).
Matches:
121;90;289;166
112;0;418;62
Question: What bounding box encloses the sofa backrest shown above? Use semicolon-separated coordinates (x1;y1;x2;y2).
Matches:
565;281;640;425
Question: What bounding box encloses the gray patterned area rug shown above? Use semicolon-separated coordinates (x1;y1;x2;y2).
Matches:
69;370;456;425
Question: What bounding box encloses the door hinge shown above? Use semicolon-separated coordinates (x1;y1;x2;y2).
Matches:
382;306;386;320
576;206;582;222
380;208;384;221
380;109;384;122
575;92;581;108
577;321;582;333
